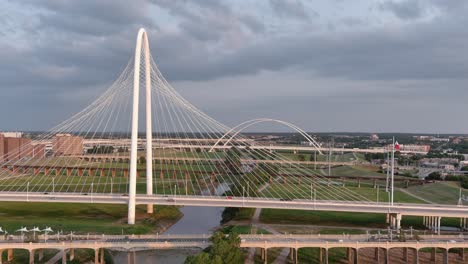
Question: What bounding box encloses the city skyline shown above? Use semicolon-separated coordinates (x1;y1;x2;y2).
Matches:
1;0;468;133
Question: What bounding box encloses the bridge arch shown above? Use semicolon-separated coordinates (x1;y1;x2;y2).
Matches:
209;118;323;154
128;28;154;224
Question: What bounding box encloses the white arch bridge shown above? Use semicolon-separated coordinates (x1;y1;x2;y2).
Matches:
0;28;466;231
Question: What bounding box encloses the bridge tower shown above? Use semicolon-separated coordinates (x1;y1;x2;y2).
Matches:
128;28;154;225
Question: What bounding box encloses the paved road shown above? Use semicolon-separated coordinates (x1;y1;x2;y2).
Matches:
0;192;466;218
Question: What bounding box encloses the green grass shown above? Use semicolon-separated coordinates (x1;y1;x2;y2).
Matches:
329;165;386;177
0;202;180;235
263;182;425;203
406;181;468;205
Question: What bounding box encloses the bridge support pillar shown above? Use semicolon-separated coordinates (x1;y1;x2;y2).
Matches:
443;248;449;264
38;249;43;261
7;249;13;261
70;248;75;261
353;248;358;264
61;249;66;264
319;248;323;263
261;248;264;260
403;247;408;262
127;251;136;264
347;248;352;263
264;248;268;264
29;250;34;264
384;248;389;264
100;248;105;264
396;213;402;231
413;248;419;264
375;247;379;262
431;248;436;262
324;248;328;264
293;248;298;264
460;248;465;261
437;216;441;235
0;249;3;264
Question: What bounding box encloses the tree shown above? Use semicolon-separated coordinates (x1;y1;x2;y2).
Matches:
185;231;243;264
461;176;468;189
298;154;306;161
224;147;242;175
425;172;442;181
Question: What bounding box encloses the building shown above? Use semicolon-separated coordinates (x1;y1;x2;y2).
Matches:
391;144;431;154
52;134;83;156
369;134;379;141
0;134;45;161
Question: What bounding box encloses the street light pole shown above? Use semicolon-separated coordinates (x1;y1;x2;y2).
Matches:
391;137;395;206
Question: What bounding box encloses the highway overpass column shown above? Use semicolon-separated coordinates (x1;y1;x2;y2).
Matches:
374;247;380;262
0;249;3;264
70;248;74;261
413;248;419;264
100;248;105;264
396;213;402;231
353;248;358;264
460;248;465;261
7;249;13;261
431;248;436;262
264;248;268;264
384;248;389;264
38;249;43;261
443;248;449;264
324;248;328;264
28;250;34;264
95;249;100;264
61;249;66;264
438;216;441;235
403;247;408;262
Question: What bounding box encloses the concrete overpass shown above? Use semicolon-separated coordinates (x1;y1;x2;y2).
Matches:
0;234;466;264
0;192;466;234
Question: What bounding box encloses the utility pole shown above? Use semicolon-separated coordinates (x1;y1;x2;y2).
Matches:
377;184;379;203
328;141;331;176
391;137;395;206
314;151;317;170
386;151;390;193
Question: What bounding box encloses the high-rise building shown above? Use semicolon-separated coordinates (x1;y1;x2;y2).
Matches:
52;134;83;156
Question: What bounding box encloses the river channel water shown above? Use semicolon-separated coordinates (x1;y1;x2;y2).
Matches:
111;183;229;263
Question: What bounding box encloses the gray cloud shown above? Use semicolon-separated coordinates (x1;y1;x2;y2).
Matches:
379;0;427;20
269;0;311;20
0;0;467;133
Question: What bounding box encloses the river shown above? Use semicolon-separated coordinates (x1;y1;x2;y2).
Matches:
111;183;229;263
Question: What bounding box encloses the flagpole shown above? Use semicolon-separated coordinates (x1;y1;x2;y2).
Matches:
391;136;395;206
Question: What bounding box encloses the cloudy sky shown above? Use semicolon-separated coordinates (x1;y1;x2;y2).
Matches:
1;0;467;133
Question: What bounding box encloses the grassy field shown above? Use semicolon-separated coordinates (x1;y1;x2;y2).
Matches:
263;182;424;203
0;202;181;235
406;181;468;205
0;172;218;195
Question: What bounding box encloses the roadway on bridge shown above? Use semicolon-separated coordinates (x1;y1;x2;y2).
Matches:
0;192;466;218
